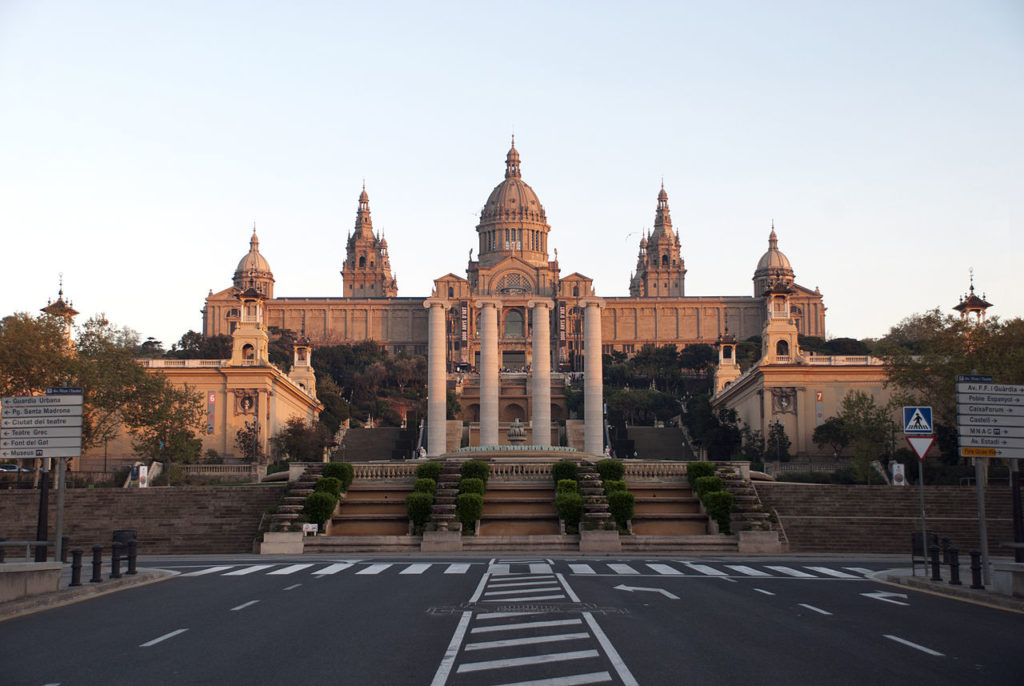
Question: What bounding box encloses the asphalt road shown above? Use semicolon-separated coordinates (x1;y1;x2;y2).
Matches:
1;555;1021;685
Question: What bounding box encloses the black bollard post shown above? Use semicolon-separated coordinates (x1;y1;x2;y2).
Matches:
969;549;984;589
948;547;962;585
90;545;103;583
110;542;122;579
940;536;951;565
929;544;942;581
127;539;137;575
70;548;83;587
0;537;5;563
61;535;70;564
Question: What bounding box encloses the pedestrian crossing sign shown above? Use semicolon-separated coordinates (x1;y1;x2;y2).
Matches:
903;406;933;434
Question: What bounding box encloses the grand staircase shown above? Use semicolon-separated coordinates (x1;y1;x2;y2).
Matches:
477;482;560;536
622;472;737;553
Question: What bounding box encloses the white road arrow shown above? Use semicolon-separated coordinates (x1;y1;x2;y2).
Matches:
860;590;909;606
613;584;679;600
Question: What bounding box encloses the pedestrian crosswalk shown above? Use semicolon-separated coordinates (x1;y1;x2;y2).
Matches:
175;560;878;581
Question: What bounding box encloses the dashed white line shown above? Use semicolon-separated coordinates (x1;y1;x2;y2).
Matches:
798;603;832;616
456;649;601;673
570;563;596;574
230;600;260;612
182;565;233;576
485;587;561;597
445;563;471;574
844;567;874;576
488;579;558;589
475;611;544;620
139;628;188;647
647;563;683;575
465;632;590;651
884;634;944;656
754;588;776;596
682;562;728;576
356;563;393;575
608;563;639;575
727;565;771;577
283;583;301;591
401;563;432;575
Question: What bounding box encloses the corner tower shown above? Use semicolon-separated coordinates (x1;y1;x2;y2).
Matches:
629;185;686;297
476;138;551;269
341;185;398;297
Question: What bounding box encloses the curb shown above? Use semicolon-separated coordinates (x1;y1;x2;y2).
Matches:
870;568;1024;614
0;568;178;622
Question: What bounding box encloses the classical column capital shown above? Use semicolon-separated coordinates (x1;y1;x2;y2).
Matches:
527;298;555;310
423;297;450;310
578;297;605;309
475;297;502;310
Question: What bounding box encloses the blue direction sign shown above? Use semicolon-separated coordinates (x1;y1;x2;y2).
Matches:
903;406;933;434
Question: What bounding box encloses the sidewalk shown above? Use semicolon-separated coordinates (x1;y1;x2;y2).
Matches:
0;561;177;622
874;566;1024;613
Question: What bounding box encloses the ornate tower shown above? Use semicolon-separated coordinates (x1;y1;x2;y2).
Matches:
289;338;318;398
233;229;275;297
953;271;992;324
229;287;270;366
341;185;398;297
629;185;686;297
41;275;79;349
475;137;551;269
752;223;794;296
760;282;802;365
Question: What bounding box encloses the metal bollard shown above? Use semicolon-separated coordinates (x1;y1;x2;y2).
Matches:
929;544;942;581
948;547;962;585
940;536;951;565
70;548;84;587
127;539;137;575
110;541;122;579
0;537;5;563
61;535;70;563
90;545;103;583
969;549;984;589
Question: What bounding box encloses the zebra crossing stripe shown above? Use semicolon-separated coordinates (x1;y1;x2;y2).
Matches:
489;564;510;575
529;563;553;574
401;563;432;575
456;650;601;674
356;563;393;575
445;563;471;574
844;567;874;576
488;579;558;589
765;566;816;578
182;565;233;576
494;671;613;686
268;563;314;575
806;566;858;579
608;563;639;575
569;564;595;575
726;565;771;577
646;563;683;575
485;587;562;597
682;562;727;576
465;632;590;651
312;563;354;575
224;565;273;576
470;619;583;634
495;594;567;602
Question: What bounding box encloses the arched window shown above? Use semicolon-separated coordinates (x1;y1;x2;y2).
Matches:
242;344;255;361
505;310;524;338
661;254;669;268
359;256;366;268
447;286;454;298
776;340;789;356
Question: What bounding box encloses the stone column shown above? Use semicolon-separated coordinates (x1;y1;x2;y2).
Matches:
424;299;448;456
529;299;553;446
583;299;605;455
478;300;499;447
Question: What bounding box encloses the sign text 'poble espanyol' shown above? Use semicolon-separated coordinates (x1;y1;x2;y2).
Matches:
956;378;1024;460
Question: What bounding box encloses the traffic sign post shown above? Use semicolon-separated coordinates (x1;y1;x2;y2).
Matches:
902;407;934;569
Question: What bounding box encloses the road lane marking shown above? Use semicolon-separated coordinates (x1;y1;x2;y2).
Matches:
283;584;301;591
475;611;545;620
429;611;472;686
494;594;567;602
647;563;683;575
727;565;771;577
583;612;639;686
469;571;491;603
456;650;601;673
569;563;596;574
884;634;944;656
356;563;393;575
844;567;874;575
471;619;583;634
489;563;510;575
529;563;553;574
445;563;470;574
798;603;832;616
182;565;233;576
613;584;679;600
224;565;273;576
608;563;639;575
682;562;727;576
465;632;590;651
861;591;910;606
312;563;354;575
230;600;260;611
484;587;562;597
488;579;558;588
765;565;816;578
557;573;582;602
806;566;858;579
493;671;612;686
754;588;775;595
140;628;188;647
401;563;432;575
268;563;314;575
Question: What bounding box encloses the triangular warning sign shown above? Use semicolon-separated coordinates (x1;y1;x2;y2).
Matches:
906;436;935;462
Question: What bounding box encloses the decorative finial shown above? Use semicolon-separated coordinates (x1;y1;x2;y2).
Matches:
969;267;975;294
58;272;64;299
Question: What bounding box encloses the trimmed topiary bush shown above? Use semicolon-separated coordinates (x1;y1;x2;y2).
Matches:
314;476;343;496
414;478;437;494
405;491;434;530
456;493;484;532
416;461;442;482
551;460;579;484
555;492;584;529
303;491;338;529
557;479;578;494
459;477;485;495
693;475;724;499
596;459;625;482
603;479;627;494
322;462;354;491
703;490;734;534
460;460;489;484
607;490;635;529
686;461;717;488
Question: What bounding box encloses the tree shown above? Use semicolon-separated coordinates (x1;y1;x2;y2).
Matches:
121;376;205;463
0;313;75;397
272;417;329;461
837;390;893;480
235;420;263;463
813;416;851;457
766;421;791;462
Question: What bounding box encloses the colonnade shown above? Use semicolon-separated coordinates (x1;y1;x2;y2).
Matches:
424;297;604;456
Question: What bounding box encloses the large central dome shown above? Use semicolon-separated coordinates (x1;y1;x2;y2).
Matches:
476;138;551;268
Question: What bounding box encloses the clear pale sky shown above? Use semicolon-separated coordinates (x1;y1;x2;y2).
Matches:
1;1;1021;348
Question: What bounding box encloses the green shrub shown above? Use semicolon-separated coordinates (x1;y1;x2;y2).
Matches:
693;475;724;498
414;478;437;494
416;461;442;482
551;460;579;484
266;460;289;475
456;493;484;531
460;460;489;484
322;462;354;491
607;490;635;528
596;459;625;482
603;479;627;494
303;491;338;528
405;491;434;529
557;479;578;494
555;492;584;529
703;490;734;534
314;476;343;496
686;461;717;488
459;477;485;495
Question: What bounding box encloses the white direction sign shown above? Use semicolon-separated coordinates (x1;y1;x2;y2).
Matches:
1;447;82;459
956;382;1024;396
956;392;1023;406
960;425;1024;439
1;436;81;449
960;435;1024;449
1;415;83;428
1;427;82;439
957;412;1024;427
2;391;84;458
957;380;1024;459
0;405;82;418
2;394;82;407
